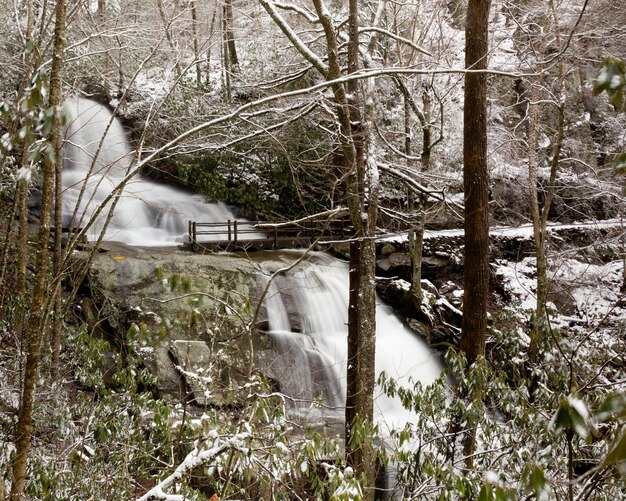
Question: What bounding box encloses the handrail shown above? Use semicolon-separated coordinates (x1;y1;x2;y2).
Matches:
187;218;352;249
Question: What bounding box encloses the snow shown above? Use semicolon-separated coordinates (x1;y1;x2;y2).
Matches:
495;257;538;313
596;68;609;86
610;74;622;90
16;166;31;181
380;220;625;245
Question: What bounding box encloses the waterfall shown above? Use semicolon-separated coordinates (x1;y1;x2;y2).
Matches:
261;252;441;429
63;96;441;430
62;96;241;245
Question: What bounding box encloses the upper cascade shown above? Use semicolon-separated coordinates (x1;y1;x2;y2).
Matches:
61;96;240;246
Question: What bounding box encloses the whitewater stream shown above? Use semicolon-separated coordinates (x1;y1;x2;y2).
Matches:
62;96;441;431
62;96;239;245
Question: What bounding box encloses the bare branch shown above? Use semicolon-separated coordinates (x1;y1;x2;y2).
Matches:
359;26;433;57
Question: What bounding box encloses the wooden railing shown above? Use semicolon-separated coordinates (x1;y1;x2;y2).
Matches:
187;219;352;251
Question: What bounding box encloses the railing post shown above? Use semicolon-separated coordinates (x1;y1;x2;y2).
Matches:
234;220;238;243
227;220;231;241
192;222;197;243
274;227;278;249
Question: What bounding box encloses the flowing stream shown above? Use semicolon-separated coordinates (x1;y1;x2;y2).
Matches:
62;96;239;245
260;252;441;430
63;97;441;430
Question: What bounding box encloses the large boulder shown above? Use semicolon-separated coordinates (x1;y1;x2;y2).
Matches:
81;245;262;404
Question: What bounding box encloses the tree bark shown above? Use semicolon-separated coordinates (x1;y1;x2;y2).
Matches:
10;0;66;496
258;0;378;492
343;0;377;495
527;83;546;362
51;142;64;380
461;0;491;367
191;0;202;89
528;0;566;363
460;0;491;469
223;0;238;69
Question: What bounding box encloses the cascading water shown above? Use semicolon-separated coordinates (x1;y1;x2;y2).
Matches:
260;252;441;429
63;96;441;432
62;96;241;245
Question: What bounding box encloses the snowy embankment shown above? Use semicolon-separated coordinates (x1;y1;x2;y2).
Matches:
379;218;624;364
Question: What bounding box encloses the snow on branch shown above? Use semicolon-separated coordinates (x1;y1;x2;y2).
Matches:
136;433;249;501
259;0;329;77
273;1;319;23
378;162;462;210
77;65;531;247
253;207;349;229
359;26;434;57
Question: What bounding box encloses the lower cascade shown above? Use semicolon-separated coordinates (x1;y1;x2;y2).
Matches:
64;97;441;430
260;252;441;429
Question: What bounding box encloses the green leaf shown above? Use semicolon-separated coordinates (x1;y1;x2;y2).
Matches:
552;396;594;441
478;483;493;501
597;393;626;422
594;57;626;111
529;465;548;499
42;143;56;164
602;428;626;470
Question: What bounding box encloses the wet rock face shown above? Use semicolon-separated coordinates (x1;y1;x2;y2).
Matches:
82;249;262;403
80;248;336;407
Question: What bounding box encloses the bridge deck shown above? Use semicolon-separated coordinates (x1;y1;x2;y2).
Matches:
185;219;352;252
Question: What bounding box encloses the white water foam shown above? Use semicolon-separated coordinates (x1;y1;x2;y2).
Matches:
261;252;441;429
62;96;242;246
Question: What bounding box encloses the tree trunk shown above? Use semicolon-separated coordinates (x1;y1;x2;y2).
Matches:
460;0;491;469
156;0;182;78
191;0;202;89
404;93;412;156
51;145;64;380
421;84;432;170
223;0;238;69
408;217;424;305
526;83;546;362
259;0;378;492
10;0;66;496
461;0;490;366
97;0;105;22
343;0;377;495
528;0;565;363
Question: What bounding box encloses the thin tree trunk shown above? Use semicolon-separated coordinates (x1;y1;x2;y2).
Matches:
206;7;217;84
421;84;432;170
344;0;377;496
528;0;565;362
259;0;378;491
51;146;64;380
223;0;238;69
222;7;232;101
10;0;66;496
157;0;182;78
2;0;34;307
191;0;202;89
460;0;491;469
16;178;29;298
527;83;546;362
0;191;17;309
404;93;412;156
409;216;424;305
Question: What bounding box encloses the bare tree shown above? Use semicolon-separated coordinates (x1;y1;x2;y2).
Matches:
461;0;491;366
460;0;491;468
10;0;67;496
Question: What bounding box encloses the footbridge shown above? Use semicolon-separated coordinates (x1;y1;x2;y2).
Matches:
186;219;354;252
